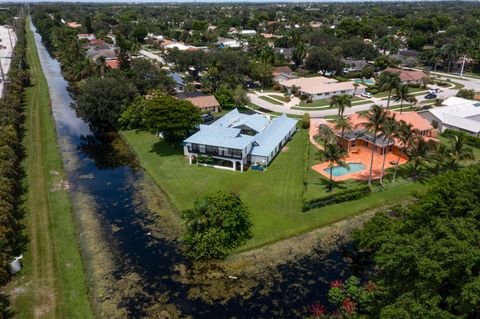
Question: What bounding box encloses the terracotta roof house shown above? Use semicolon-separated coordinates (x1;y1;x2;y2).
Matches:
280;76;366;100
78;33;96;41
185;95;221;113
105;59;119;69
67;22;82;28
383;68;426;84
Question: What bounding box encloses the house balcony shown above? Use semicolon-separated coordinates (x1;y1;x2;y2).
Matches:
187;146;243;160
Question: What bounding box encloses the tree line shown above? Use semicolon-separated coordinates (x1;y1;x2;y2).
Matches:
0;16;29;317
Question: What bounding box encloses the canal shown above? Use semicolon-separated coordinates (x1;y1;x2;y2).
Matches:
32;20;366;318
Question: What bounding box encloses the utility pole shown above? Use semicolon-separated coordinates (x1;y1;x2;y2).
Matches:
460;55;467;78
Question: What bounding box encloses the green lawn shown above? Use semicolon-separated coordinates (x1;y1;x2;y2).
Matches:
268;94;286;102
121;128;427;250
8;19;93;318
375;86;425;99
259;95;284;105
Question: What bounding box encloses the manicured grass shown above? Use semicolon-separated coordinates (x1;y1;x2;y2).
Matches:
375;86;425;99
259;95;284;105
299;98;331;107
268;94;286;102
9;19;93;318
121;128;426;250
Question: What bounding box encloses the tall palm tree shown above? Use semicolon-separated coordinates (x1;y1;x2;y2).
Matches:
405;137;433;177
363;105;386;185
330;94;352;117
395;84;411;114
392;120;416;182
449;135;475;166
316;125;336;147
319;143;349;191
334;116;353;138
431;143;451;173
378;72;401;109
379;115;398;184
96;56;108;78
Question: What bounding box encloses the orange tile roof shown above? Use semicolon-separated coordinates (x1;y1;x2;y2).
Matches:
105;60;119;69
347;110;433;132
384;68;426;82
67;22;82;28
185;95;220;109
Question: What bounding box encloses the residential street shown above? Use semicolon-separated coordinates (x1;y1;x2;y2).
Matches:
248;74;480;118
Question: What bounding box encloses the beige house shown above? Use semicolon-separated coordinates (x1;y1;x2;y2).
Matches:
280;76;366;100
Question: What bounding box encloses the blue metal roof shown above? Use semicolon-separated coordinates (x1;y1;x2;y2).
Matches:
183;124;254;150
212;108;269;132
250;114;298;157
168;72;185;85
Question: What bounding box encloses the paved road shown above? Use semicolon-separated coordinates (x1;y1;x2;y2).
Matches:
249;74;480;118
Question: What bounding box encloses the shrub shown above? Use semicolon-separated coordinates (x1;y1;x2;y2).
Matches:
441;129;480;148
303;185;371;212
302;112;311;129
456;89;475;100
300;94;309;101
197;155;215;165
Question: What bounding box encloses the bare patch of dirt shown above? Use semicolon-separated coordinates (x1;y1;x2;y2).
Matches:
33;287;56;318
281;146;289;152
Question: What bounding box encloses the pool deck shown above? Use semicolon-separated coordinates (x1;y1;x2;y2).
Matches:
312;147;407;181
309;118;408;181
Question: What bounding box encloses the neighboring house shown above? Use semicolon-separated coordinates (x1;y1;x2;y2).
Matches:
342;59;369;73
420;96;480;137
272;65;296;83
383;68;426;85
78;34;96;41
273;47;293;60
336;110;436;156
183;109;298;171
168;72;185;92
280;76;366;100
105;59;119;69
261;33;282;39
82;39;116;61
216;37;243;48
67;22;82;28
177;92;221;113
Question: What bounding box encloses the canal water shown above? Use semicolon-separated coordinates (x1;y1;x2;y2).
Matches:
32;20;366;318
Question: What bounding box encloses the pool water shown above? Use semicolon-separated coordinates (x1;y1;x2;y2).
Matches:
325;163;366;176
353;78;375;85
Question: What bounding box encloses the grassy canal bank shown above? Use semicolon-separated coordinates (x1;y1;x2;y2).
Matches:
7;19;93;319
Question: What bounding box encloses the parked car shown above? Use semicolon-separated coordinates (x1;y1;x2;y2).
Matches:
424;93;437;99
201;113;214;123
428;88;440;94
361;92;373;98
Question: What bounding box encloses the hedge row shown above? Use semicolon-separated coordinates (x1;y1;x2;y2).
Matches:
0;17;28;286
441;129;480;148
302;185;372;212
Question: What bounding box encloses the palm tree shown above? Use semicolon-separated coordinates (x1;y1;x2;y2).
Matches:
334;116;353;138
395;84;411;114
330;94;352;117
392;120;416;182
405;137;433;178
449;135;475;166
378;72;401;109
364;105;387;185
319;143;349;191
431;143;451;173
379;115;398;184
96;56;108;78
316;125;336;147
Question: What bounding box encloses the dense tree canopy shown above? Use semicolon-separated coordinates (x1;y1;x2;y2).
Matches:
354;164;480;318
182;191;252;260
74;75;137;130
142;95;201;142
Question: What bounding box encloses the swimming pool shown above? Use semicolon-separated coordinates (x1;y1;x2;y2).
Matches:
325;163;366;177
353;78;375;85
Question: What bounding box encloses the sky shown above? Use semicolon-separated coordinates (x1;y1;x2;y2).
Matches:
4;0;465;2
